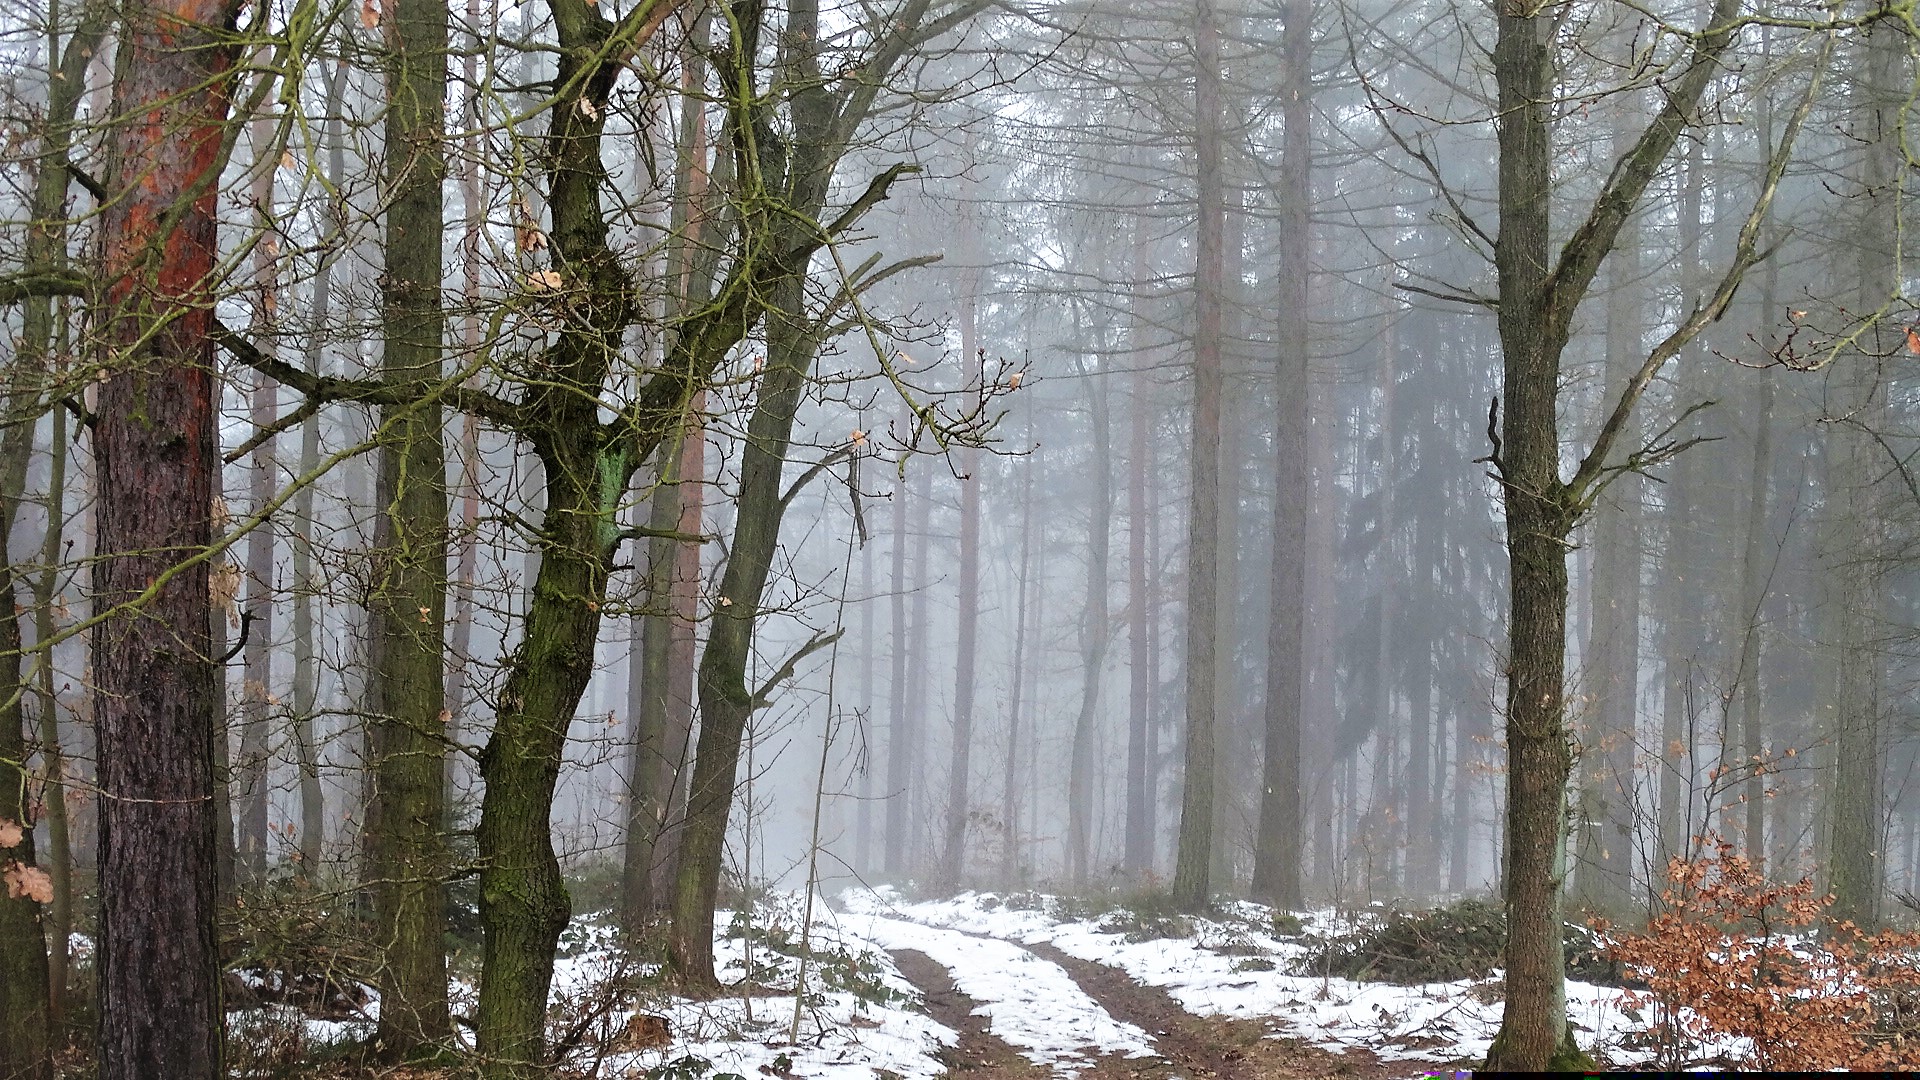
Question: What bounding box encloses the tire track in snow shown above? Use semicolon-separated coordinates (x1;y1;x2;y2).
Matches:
1023;939;1399;1080
860;915;1158;1077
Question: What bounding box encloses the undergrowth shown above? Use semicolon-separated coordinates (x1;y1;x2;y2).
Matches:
1300;895;1623;985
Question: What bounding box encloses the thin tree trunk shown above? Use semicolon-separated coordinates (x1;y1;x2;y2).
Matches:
1069;360;1113;885
11;3;109;1048
291;59;349;873
942;274;983;887
886;412;912;874
0;382;49;1078
1124;268;1153;874
34;394;72;1032
1003;432;1035;884
237;114;278;885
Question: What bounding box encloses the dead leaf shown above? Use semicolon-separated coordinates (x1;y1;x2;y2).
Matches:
526;269;564;293
577;96;600;122
1008;371;1023;388
358;0;379;27
3;861;52;904
1904;326;1919;355
851;428;866;447
0;819;21;848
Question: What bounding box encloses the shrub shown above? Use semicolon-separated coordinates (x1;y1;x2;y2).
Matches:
1301;896;1624;985
1597;837;1920;1070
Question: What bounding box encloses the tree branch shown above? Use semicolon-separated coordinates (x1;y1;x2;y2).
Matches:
213;320;525;431
749;628;844;710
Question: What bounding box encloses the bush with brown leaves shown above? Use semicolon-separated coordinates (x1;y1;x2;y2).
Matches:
1597;837;1920;1070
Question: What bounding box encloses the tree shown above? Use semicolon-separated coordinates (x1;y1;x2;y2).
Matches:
1479;0;1810;1065
1251;0;1311;910
363;0;455;1047
1173;0;1226;911
665;0;985;987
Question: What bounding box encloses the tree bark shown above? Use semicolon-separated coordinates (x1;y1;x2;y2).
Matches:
365;0;454;1047
1485;0;1748;1064
92;0;241;1068
0;385;50;1080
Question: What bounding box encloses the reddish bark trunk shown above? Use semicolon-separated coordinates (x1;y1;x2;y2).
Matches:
92;1;240;1074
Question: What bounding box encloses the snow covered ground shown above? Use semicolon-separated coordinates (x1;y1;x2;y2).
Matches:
226;885;1709;1075
842;887;1661;1068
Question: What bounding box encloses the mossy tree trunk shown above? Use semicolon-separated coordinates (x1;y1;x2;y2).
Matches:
365;0;455;1050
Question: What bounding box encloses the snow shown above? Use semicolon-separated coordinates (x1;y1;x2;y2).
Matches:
854;913;1159;1075
843;887;1660;1067
227;883;1703;1074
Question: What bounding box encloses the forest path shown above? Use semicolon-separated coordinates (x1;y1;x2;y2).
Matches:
885;933;1406;1080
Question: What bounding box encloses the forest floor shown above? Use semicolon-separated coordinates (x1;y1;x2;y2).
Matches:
237;888;1665;1078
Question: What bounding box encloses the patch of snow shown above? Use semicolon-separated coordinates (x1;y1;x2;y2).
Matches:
854;913;1159;1076
845;888;1666;1068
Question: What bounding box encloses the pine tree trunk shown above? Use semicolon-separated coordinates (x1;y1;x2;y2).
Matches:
1251;0;1310;909
92;0;238;1068
942;280;983;887
1124;265;1153;875
1003;429;1036;884
1068;363;1113;885
886;412;912;874
1173;0;1225;911
1826;24;1902;930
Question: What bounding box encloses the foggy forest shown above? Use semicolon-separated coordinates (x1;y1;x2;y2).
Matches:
10;0;1920;1075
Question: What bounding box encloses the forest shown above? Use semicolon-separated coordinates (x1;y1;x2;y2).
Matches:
3;0;1920;1075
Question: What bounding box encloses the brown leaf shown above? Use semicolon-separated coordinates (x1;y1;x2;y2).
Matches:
3;861;52;904
0;819;21;848
359;0;380;27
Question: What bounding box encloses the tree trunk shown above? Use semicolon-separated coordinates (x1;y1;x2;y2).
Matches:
1251;0;1310;909
7;5;109;1055
1003;429;1036;884
1173;0;1225;911
1124;264;1154;875
942;281;983;887
364;0;454;1048
237;115;278;886
886;415;912;874
1826;24;1901;930
669;271;820;987
92;0;239;1069
0;386;50;1080
1068;360;1113;885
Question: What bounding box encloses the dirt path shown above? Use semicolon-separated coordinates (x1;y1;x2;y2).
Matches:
1022;941;1406;1080
889;936;1415;1080
888;949;1055;1080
